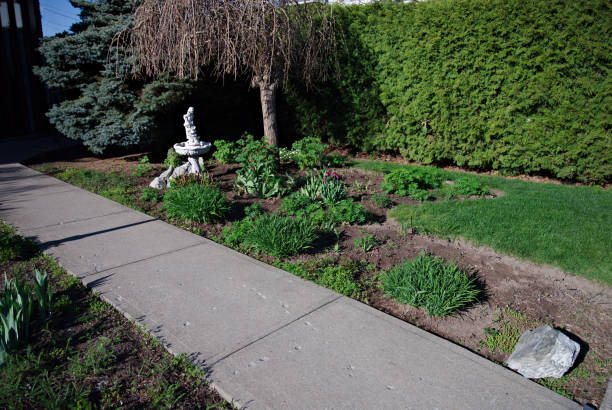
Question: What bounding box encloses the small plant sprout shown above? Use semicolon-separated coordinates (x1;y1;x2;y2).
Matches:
133;155;153;177
354;234;378;252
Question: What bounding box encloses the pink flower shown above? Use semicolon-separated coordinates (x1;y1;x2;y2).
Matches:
325;171;330;177
252;167;255;171
323;177;327;183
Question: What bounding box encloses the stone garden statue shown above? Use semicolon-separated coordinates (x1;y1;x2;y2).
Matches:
149;107;211;189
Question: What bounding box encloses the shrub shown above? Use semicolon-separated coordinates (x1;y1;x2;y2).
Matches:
286;0;611;184
291;137;328;169
380;252;480;317
163;184;229;223
381;167;443;201
243;214;317;257
213;139;239;164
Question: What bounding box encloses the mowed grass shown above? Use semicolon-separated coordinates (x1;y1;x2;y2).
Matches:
355;160;612;285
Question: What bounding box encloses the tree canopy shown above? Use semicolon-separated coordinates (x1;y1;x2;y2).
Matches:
128;0;339;145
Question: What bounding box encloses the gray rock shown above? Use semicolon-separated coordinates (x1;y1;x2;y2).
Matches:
506;325;580;379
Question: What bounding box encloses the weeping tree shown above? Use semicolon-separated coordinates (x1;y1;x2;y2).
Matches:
126;0;338;146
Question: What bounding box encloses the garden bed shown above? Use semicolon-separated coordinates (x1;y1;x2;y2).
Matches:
27;142;611;407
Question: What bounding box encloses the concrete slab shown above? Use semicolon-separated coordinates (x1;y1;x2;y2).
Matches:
81;243;339;364
0;165;77;201
211;297;580;410
23;211;204;277
0;185;132;231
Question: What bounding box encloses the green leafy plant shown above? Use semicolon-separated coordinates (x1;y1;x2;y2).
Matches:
243;214;317;257
0;225;38;262
34;270;52;324
370;193;393;208
451;177;490;197
235;162;285;198
212;139;239;164
244;203;265;218
327;199;370;225
481;309;538;353
354;234;378;252
319;171;346;204
139;187;163;203
299;172;324;200
164;184;230;223
280;192;317;215
133;155;153;177
169;173;212;188
163;148;182;168
291;137;328;169
233;135;287;198
279;260;363;298
317;266;362;298
381;167;443;201
380;252;480;317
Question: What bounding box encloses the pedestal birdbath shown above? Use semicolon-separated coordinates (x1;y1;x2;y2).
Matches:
173;107;211;174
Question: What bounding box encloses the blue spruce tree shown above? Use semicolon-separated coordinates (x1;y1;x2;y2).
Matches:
34;0;193;153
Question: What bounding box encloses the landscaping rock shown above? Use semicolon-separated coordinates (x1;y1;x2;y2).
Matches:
506;325;580;379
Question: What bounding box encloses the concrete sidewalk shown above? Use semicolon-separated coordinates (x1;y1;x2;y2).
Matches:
0;162;580;409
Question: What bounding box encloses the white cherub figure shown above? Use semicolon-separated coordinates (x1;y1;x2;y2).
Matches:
183;107;199;145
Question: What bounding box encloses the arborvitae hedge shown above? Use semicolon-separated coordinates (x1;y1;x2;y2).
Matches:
285;0;611;183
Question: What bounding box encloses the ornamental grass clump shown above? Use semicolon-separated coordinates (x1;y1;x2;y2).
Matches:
163;184;230;223
244;214;317;257
380;252;480;317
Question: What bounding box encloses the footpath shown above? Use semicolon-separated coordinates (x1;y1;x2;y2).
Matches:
0;142;580;409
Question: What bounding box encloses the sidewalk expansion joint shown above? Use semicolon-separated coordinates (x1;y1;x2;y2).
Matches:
80;242;205;278
208;295;343;367
21;209;138;233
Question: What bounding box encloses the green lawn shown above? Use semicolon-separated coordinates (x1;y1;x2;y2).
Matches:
355;160;612;285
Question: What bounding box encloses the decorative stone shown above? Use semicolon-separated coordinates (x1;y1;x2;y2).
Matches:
170;162;191;179
172;107;211;174
148;165;174;189
148;106;211;188
506;325;580;379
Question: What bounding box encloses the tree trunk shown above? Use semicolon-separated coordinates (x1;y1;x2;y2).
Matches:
258;78;279;146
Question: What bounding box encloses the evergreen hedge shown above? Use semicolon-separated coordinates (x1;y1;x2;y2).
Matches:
285;0;611;183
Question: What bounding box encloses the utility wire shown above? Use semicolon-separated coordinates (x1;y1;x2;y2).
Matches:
40;6;79;22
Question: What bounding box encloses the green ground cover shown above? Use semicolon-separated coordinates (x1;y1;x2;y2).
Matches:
356;160;612;285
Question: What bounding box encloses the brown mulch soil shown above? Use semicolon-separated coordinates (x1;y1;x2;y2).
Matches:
26;147;612;408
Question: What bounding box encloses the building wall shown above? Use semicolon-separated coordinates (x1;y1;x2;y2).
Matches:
0;0;47;138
